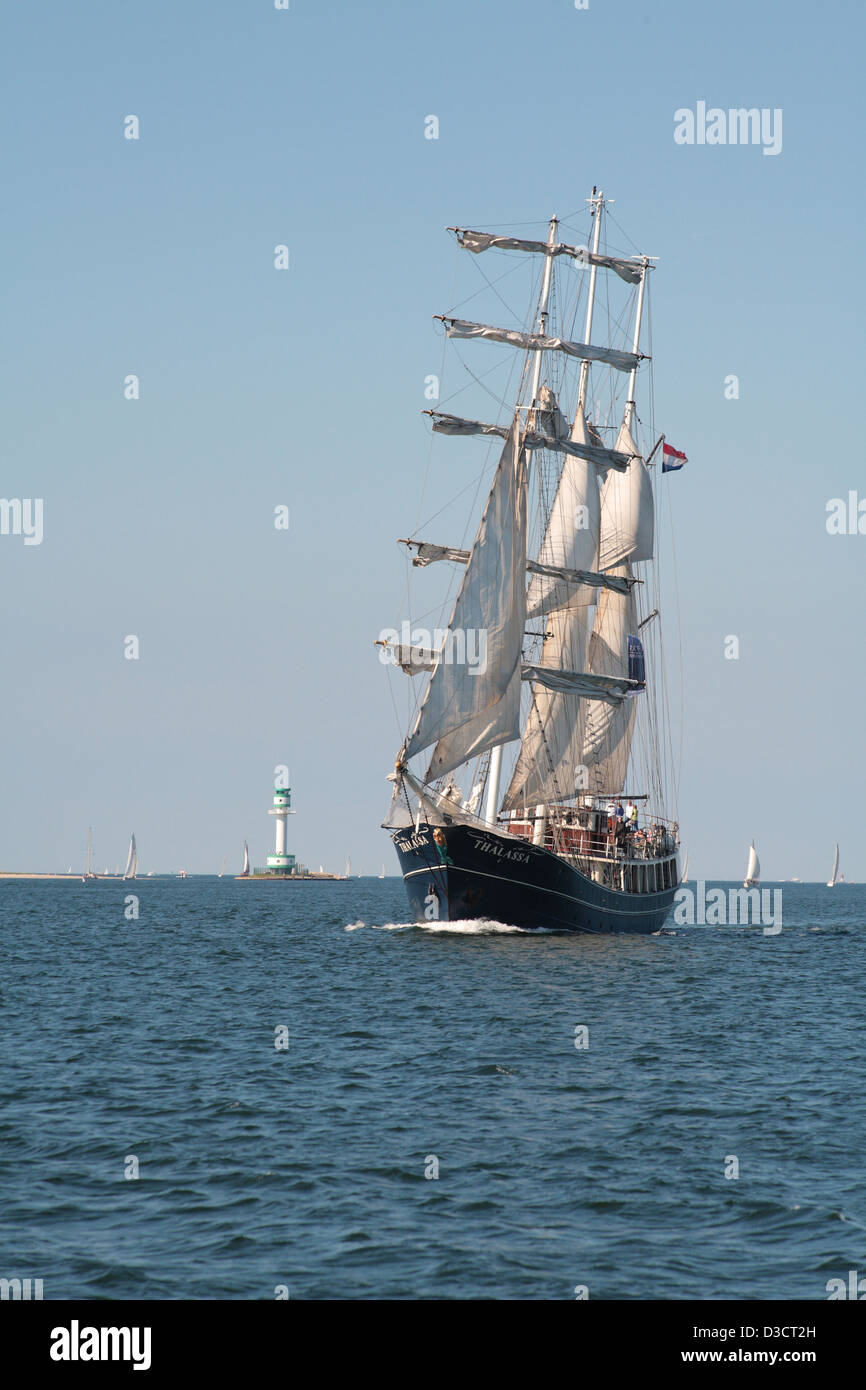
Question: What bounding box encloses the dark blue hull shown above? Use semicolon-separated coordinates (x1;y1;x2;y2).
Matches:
392;822;676;934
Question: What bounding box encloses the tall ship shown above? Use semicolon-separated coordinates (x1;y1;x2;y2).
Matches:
380;190;683;933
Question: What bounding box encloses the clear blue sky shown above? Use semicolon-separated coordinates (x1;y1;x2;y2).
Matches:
2;0;863;878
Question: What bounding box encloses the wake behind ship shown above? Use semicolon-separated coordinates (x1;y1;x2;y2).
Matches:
378;189;684;933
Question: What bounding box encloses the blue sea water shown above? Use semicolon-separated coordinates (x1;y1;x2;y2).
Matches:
1;877;864;1301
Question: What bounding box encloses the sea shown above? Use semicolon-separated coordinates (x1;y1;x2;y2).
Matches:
1;877;863;1301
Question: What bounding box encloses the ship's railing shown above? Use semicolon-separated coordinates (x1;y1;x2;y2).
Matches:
498;806;680;893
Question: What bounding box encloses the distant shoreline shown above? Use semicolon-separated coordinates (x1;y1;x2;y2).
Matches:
0;871;359;881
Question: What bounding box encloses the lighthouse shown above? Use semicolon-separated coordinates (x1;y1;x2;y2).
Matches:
266;784;296;873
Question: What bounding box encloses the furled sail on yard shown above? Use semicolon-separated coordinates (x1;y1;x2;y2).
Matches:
442;318;641;374
404;421;528;781
428;410;633;471
451;228;644;283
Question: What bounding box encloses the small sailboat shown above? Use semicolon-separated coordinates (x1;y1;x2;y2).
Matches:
240;841;250;877
123;833;137;881
83;827;98;880
744;841;760;888
827;843;841;888
345;856;351;878
379;864;386;879
218;857;226;878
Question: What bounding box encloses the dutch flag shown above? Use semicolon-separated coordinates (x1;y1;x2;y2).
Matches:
661;442;688;473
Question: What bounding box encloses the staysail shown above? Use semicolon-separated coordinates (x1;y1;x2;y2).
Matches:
404;421;528;781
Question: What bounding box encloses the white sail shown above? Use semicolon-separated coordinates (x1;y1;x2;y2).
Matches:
681;848;689;883
581;565;639;797
405;422;528;780
503;606;590;811
827;843;840;887
745;841;760;884
123;834;137;880
526;401;600;620
241;840;250;876
503;400;598;810
452;228;644;282
443;318;641;373
597;416;654;568
345;856;351;877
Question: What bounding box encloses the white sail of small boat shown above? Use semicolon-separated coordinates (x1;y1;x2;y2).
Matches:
827;843;840;887
681;848;689;884
379;864;385;878
240;841;250;877
123;833;137;880
345;856;351;877
218;857;226;878
744;841;760;887
84;826;97;879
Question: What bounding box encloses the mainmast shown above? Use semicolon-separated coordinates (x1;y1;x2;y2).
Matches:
577;188;604;415
624;255;650;432
483;212;558;826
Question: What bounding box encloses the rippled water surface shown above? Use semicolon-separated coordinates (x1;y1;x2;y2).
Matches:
2;877;864;1299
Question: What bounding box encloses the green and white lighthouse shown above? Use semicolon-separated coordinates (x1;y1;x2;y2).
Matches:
266;785;296;873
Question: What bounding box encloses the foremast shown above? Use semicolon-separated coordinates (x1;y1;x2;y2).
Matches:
484;212;559;824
